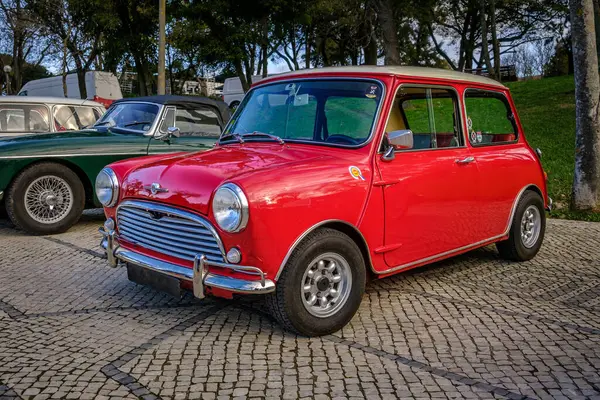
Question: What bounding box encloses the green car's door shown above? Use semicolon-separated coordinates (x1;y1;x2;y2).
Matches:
147;105;222;154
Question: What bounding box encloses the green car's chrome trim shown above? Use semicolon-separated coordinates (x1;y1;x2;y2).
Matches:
0;190;4;201
0;152;146;160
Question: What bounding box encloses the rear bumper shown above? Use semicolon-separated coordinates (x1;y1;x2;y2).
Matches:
546;196;553;212
100;227;275;298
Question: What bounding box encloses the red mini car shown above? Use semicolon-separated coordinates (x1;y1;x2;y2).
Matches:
98;66;550;336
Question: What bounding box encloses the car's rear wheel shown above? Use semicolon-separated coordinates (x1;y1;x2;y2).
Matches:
266;228;366;336
229;101;240;111
496;190;546;261
6;162;85;235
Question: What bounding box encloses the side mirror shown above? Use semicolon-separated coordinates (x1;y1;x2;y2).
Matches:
154;126;180;141
381;129;413;162
167;126;180;138
388;129;413;149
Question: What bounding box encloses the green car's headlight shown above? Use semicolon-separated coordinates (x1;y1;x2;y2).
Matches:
212;183;249;233
95;167;119;207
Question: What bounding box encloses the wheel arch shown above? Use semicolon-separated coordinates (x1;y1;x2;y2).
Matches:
5;158;94;208
275;219;375;282
504;184;544;236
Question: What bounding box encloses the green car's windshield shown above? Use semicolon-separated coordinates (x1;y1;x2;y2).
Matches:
222;80;383;147
94;102;160;133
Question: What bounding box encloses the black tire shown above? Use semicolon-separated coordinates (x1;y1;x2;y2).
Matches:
229;101;240;111
266;228;366;336
6;162;85;235
496;190;546;261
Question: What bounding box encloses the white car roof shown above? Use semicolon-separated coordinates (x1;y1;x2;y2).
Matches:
260;66;507;89
0;96;105;108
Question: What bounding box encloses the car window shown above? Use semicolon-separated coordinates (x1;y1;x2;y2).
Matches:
464;90;517;145
389;87;462;150
54;105;101;131
0;105;50;133
175;107;221;137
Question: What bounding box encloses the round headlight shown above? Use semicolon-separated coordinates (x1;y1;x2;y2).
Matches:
95;167;119;207
212;183;249;233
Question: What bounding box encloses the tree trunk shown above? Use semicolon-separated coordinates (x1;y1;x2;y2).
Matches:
304;28;312;69
75;66;87;99
489;0;501;79
234;59;250;92
261;16;269;78
594;0;600;70
479;0;494;78
373;0;401;65
11;0;22;94
62;36;68;97
569;0;600;210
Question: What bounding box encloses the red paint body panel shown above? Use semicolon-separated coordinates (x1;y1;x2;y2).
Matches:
103;70;548;285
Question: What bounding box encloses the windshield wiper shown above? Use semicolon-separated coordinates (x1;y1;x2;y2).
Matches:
240;131;285;144
93;121;112;127
122;121;153;128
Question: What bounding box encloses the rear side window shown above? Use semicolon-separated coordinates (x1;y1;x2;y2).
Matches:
175;108;221;137
0;105;50;133
54;106;101;131
160;106;222;137
464;89;517;145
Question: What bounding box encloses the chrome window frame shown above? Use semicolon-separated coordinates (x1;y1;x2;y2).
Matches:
463;88;519;147
377;83;467;154
220;77;387;150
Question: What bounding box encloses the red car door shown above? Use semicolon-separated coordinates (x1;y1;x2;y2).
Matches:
376;85;482;269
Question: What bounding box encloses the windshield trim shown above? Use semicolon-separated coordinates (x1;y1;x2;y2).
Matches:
220;77;386;149
94;101;163;136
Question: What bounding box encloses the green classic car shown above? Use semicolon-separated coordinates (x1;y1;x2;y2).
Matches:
0;95;230;235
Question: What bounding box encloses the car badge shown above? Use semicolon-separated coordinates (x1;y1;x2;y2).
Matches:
349;166;365;181
144;182;169;195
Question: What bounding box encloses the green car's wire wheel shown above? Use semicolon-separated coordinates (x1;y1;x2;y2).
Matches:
6;162;85;235
24;175;74;224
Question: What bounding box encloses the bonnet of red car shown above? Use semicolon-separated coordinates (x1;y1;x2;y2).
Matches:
120;143;324;214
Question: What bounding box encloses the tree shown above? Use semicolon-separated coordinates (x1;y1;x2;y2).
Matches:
29;0;113;98
569;0;600;210
0;0;51;93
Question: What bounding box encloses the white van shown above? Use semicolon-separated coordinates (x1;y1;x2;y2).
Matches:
17;71;122;108
223;75;265;109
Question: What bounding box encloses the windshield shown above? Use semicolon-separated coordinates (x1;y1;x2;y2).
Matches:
222;79;383;146
94;102;160;133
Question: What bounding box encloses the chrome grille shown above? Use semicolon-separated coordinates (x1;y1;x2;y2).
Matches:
116;201;225;263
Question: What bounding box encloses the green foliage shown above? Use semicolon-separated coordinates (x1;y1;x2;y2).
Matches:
507;75;600;222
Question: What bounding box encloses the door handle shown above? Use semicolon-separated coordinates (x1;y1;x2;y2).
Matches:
455;156;475;165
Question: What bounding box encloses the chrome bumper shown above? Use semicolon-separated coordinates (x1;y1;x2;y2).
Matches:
99;227;275;298
546;196;553;212
0;190;4;202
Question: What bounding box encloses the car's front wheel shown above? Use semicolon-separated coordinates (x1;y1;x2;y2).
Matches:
496;190;546;261
6;162;85;235
266;228;366;336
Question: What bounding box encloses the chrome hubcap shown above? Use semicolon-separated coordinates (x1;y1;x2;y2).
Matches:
301;252;352;318
24;176;73;224
520;205;541;248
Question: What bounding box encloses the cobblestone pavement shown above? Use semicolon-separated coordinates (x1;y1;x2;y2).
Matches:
0;211;599;400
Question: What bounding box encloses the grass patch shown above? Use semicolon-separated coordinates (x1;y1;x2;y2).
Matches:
507;75;600;222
